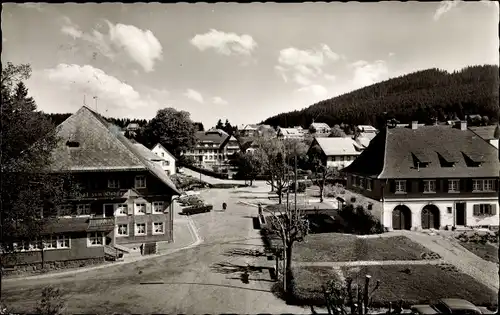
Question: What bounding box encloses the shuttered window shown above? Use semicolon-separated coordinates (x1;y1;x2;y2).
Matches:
473;204;497;216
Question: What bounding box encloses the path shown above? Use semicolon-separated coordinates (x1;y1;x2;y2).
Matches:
400;230;499;292
181;168;250;186
2;184;316;315
295;259;445;267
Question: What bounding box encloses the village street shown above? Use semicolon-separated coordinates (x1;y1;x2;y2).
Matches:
2;183;316;315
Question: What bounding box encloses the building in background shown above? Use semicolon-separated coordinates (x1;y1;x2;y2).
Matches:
307;137;365;170
343;121;499;231
277;127;304;140
309;122;331;135
470;125;499;149
151;143;177;175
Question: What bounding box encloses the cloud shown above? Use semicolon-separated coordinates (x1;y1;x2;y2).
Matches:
18;3;44;11
433;1;460;21
60;18;163;72
388;52;395;57
44;64;157;110
297;84;328;98
350;60;389;88
212;96;228;105
190;29;257;56
276;44;339;86
324;74;336;81
184;89;204;103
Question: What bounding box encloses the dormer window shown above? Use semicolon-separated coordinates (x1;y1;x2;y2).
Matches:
462;152;482;167
437;152;456;168
411;152;430;169
66;140;80;148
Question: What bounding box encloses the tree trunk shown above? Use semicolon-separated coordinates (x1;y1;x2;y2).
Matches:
284;242;294;296
319;184;324;203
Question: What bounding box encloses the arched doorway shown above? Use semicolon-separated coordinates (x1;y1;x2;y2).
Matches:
421;205;440;229
392;205;412;230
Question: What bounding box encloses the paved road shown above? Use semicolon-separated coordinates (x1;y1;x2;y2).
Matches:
2;185;313;314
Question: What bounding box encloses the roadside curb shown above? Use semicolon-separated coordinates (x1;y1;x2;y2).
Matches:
3;218;204;283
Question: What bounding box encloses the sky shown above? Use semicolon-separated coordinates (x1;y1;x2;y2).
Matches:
2;1;499;128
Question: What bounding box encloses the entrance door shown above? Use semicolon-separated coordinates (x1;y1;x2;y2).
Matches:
104;204;115;218
392;206;411;230
456;202;466;226
421;205;440;229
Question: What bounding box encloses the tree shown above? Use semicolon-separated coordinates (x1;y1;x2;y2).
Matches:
223;119;236;136
141;108;197;157
215;119;224;130
237;152;262;185
1;63;79;294
309;147;338;202
193;122;204;131
329;127;347;138
265;190;309;298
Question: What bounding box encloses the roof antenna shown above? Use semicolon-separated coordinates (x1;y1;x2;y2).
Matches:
93;96;98;113
83;94;87;106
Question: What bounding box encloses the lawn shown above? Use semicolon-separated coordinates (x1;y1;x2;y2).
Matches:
284;265;497;308
292;233;440;262
460;242;498;264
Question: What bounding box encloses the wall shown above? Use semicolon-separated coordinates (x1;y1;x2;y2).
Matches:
3;232;105;267
326;155;358;170
114;197;173;245
382;198;499;230
151;146;177;175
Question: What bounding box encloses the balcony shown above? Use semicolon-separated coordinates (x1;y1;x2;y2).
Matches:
87;217;115;232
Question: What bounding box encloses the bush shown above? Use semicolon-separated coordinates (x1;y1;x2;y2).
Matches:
178;195;203;206
289;181;306;193
338;204;384;235
35;286;65;315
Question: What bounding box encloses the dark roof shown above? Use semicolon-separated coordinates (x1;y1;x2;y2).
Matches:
343;125;499;179
48;106;180;194
195;129;230;147
469;125;499;141
133;143;164;161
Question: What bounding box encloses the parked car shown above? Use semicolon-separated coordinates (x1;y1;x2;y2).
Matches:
181;204;213;215
411;299;495;314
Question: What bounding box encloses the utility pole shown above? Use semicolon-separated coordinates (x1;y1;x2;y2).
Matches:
294;150;298;213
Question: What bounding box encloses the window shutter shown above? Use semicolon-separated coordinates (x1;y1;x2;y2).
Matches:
435;180;441;192
443;180;449;192
146;203;152;214
460;179;467;192
490;204;497;215
389;180;396;193
466;179;473;192
418;180;424;192
473;204;480;216
406;180;412;193
127;203;134;215
495;179;499;192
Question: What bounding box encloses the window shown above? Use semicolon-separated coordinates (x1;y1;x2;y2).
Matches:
58;204;73;216
395;180;406;193
57;235;70;248
153;222;164;235
44;237;58;250
424;180;436;193
474;204;496;216
359;178;365;189
152;201;164;214
108;179;120;188
162;161;169;167
367;179;372;191
87;232;103;246
448;180;460;192
161;152;164;157
135;175;146;188
340;156;345;162
76;204;91;216
116;204;128;216
117;224;128;236
135;223;146;235
135;203;146;215
473;179;496;192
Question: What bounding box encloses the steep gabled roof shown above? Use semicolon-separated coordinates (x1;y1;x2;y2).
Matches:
278;127;302;135
313;137;363;156
49;106;180;194
310;122;330;130
195;129;230;147
344;125;499;179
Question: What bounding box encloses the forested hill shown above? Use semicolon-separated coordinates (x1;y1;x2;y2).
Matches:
261;65;499;129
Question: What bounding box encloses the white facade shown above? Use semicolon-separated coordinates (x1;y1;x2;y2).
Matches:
381;197;499;230
326;155;358;169
151;144;176;175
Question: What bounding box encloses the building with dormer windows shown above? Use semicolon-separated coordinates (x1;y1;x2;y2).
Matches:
342;121;499;231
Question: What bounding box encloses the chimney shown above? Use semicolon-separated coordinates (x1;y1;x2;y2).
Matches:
411;121;418;130
460;120;467;131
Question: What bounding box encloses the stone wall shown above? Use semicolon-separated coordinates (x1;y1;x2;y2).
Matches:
3;257;105;277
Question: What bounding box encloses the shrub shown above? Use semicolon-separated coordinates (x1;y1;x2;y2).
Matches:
35;286;65;315
338;204;384;235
